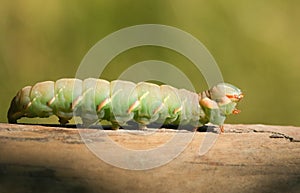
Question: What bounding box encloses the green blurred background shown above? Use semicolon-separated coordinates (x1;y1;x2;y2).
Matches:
1;0;299;126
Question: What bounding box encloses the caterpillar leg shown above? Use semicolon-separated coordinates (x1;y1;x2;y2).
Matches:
111;122;120;130
138;124;147;130
220;125;224;133
58;117;69;125
193;127;198;132
82;118;99;127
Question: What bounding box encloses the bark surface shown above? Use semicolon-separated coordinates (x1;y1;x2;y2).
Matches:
0;123;299;193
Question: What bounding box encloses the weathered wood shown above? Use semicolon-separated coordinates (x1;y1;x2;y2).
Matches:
0;123;299;193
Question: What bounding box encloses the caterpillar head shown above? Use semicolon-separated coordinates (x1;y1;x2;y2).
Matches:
211;83;243;102
199;83;243;125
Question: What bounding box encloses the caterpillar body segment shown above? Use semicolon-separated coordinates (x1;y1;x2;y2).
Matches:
178;89;203;126
109;80;137;128
7;78;243;130
158;85;181;124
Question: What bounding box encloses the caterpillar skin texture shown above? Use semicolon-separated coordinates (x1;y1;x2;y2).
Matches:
7;78;243;130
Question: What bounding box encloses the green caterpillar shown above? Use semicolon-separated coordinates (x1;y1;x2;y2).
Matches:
7;78;243;131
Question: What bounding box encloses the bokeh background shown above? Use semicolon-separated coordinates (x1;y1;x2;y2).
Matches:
1;0;299;126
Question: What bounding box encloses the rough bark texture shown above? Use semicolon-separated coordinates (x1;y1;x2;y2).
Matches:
0;123;299;193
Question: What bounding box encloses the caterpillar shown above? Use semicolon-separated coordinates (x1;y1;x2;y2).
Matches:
7;78;243;131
